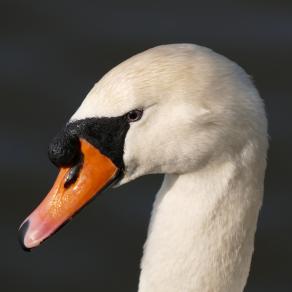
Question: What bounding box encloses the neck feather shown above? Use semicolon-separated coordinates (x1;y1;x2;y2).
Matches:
138;146;266;292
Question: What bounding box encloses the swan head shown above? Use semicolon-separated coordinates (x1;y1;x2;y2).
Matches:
18;44;267;250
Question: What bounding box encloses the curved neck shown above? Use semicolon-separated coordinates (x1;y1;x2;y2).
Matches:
138;154;265;292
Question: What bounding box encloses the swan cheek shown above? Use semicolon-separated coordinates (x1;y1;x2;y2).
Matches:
18;139;119;251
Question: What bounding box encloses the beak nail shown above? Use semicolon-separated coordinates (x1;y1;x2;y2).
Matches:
18;220;31;252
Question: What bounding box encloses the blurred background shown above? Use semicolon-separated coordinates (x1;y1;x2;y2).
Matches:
0;0;291;291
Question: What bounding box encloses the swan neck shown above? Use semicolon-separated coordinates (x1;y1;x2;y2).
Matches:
138;157;265;292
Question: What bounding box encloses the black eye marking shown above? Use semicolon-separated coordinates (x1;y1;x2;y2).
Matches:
49;108;144;173
126;109;143;122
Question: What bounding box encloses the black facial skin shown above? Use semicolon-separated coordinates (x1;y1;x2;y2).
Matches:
48;110;143;178
48;115;130;169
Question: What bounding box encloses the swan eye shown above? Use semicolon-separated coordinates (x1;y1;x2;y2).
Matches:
126;109;143;122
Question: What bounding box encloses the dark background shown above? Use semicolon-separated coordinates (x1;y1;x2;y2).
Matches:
1;1;291;291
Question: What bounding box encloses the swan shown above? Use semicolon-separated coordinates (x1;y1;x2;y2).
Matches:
19;44;268;292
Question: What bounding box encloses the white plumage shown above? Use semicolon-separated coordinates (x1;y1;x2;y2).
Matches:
71;44;268;292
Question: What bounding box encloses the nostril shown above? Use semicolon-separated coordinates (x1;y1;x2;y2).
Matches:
64;155;84;188
48;132;81;167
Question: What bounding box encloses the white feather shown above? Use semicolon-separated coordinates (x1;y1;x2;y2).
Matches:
71;44;268;292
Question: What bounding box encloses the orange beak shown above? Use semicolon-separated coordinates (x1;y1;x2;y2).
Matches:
19;139;119;250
